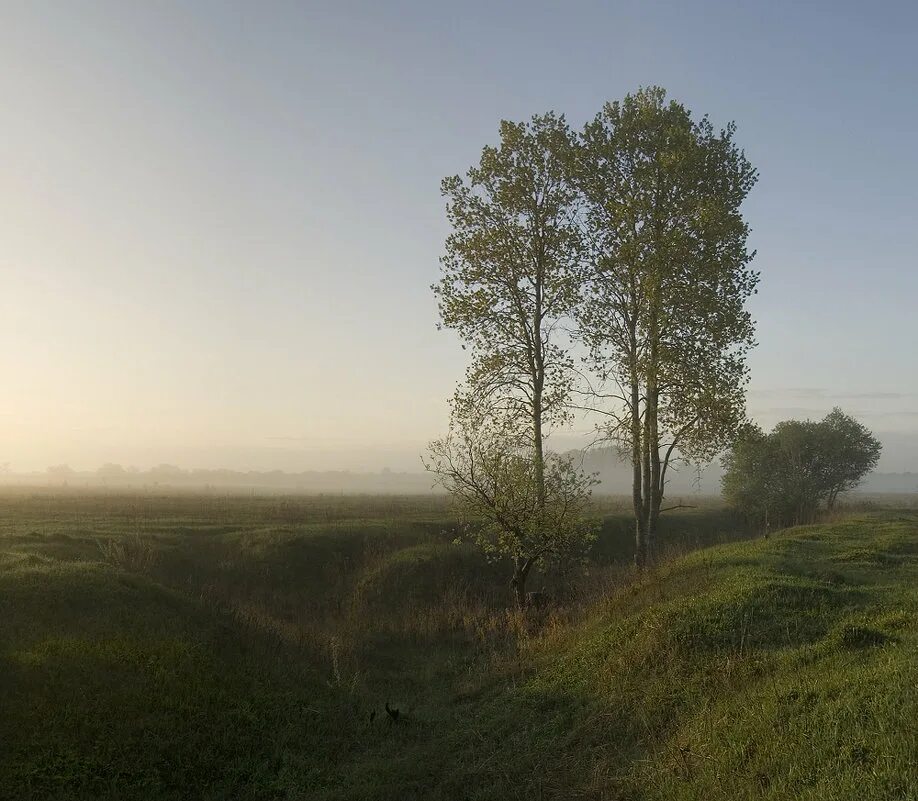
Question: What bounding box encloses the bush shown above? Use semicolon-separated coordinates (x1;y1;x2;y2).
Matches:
722;409;881;527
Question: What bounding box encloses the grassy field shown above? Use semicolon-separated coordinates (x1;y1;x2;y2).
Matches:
1;489;915;800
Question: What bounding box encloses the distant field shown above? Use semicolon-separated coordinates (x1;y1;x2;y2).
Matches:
1;491;915;799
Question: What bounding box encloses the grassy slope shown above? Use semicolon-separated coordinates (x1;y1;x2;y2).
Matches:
322;515;918;801
1;493;915;800
484;517;918;800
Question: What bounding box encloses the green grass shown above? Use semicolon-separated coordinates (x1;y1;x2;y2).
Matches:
1;490;915;799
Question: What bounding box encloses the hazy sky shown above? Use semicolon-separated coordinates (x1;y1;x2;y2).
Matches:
2;1;917;472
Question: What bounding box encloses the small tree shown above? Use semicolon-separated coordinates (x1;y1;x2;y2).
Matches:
722;409;881;526
575;87;759;566
721;422;808;526
819;407;883;509
425;393;596;607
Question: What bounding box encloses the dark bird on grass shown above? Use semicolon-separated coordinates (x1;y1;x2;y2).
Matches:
385;701;400;725
369;709;376;724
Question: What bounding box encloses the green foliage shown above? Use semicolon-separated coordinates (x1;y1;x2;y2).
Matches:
574;86;759;564
426;402;598;561
577;86;758;460
431;114;594;600
722;408;882;526
819;407;884;505
435;112;582;429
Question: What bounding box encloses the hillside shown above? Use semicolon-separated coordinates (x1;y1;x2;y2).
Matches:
0;493;915;799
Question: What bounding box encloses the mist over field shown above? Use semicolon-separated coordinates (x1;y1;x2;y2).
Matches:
2;449;916;496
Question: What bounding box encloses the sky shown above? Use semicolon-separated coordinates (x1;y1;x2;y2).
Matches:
1;0;917;473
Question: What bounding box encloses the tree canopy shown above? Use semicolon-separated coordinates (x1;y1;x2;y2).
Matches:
721;408;881;527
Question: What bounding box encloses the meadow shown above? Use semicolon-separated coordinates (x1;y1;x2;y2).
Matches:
1;489;915;800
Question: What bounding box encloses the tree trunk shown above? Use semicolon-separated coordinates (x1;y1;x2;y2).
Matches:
639;387;653;567
533;387;545;510
634;516;648;568
631;378;647;567
647;385;661;564
643;285;663;566
531;260;546;546
510;556;534;608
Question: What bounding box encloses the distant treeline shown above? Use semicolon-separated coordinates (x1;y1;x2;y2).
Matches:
0;457;910;495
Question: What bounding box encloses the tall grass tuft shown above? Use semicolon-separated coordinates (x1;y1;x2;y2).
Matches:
96;532;158;574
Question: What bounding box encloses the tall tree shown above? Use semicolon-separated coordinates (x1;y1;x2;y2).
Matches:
428;113;592;604
575;87;759;566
